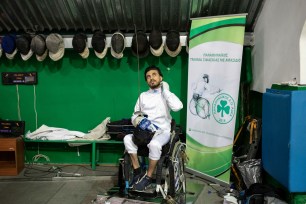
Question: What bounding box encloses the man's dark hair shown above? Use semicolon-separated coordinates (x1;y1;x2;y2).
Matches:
144;65;163;80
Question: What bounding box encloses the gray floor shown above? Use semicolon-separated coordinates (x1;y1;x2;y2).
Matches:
0;164;226;204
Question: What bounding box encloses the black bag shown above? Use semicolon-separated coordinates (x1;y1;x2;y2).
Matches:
132;128;155;146
106;119;135;140
242;183;284;204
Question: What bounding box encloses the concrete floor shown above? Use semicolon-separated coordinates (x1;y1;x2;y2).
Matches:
0;164;226;204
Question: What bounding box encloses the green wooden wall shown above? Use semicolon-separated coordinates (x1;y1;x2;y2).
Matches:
0;49;188;132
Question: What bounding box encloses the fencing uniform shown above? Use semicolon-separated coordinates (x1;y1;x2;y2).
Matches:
124;87;183;160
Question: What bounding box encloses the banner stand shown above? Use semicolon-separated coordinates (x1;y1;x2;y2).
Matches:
186;14;247;185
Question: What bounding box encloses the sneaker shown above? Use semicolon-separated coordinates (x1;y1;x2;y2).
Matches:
129;172;144;188
133;174;152;191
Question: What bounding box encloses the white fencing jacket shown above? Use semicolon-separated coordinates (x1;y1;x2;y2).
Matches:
131;86;183;133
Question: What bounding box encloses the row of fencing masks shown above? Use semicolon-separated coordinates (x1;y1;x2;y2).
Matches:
132;29;182;58
72;31;108;59
1;31;186;60
1;33;65;61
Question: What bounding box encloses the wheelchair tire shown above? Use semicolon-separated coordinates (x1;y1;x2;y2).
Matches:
168;143;186;198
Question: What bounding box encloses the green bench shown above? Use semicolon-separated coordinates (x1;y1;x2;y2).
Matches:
23;138;123;170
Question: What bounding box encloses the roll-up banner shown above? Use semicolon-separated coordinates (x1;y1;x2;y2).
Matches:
186;14;246;185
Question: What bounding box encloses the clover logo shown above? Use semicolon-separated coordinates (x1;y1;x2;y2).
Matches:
212;94;235;124
217;100;230;117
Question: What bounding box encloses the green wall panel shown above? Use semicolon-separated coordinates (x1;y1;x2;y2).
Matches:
0;49;188;133
97;144;125;165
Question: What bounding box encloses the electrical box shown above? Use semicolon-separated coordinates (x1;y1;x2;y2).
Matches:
2;72;37;85
0;120;25;137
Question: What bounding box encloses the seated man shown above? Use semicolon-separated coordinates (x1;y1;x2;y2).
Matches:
123;65;183;191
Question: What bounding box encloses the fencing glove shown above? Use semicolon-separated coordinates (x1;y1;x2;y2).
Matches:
133;116;159;132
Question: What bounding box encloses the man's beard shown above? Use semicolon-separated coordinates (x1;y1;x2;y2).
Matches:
149;81;161;89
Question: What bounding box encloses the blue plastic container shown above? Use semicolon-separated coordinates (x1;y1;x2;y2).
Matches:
262;88;306;192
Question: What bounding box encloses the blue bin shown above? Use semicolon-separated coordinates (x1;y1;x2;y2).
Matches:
262;88;306;192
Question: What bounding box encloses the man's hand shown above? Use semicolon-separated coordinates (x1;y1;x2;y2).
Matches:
160;81;170;92
138;118;152;131
132;115;145;127
136;117;159;132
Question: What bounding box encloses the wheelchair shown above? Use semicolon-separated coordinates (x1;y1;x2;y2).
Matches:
118;120;187;203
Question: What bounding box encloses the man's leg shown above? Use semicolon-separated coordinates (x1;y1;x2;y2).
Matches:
133;132;170;191
124;134;139;169
147;159;158;178
133;158;156;191
146;132;170;178
124;134;143;185
130;153;140;169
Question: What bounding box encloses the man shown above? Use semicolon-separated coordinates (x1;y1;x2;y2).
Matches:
123;65;183;191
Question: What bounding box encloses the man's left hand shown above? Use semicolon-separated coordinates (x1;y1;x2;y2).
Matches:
161;81;170;92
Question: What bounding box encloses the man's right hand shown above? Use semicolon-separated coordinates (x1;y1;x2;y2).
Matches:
138;118;152;131
132;115;145;127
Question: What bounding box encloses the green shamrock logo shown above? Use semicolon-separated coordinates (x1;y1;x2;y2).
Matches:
217;100;230;117
213;93;235;124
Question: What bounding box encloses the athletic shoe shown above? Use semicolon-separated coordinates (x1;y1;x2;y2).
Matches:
133;174;152;191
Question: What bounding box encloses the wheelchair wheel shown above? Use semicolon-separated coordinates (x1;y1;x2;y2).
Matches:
168;143;186;199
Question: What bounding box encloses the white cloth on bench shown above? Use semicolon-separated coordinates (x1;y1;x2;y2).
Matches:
26;125;85;140
68;117;111;146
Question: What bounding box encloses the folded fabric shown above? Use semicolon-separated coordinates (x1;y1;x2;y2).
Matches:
68;117;111;147
83;117;111;140
26;125;85;140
